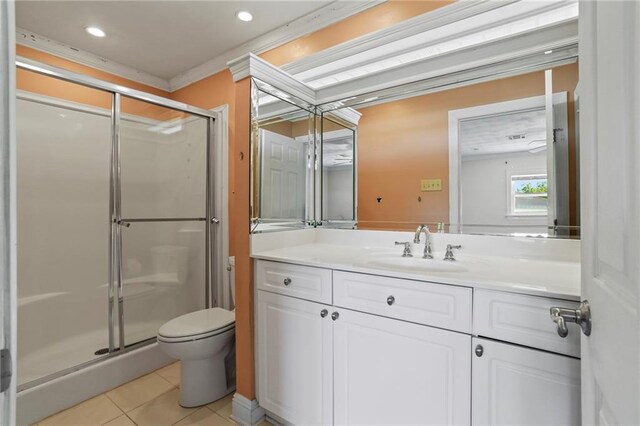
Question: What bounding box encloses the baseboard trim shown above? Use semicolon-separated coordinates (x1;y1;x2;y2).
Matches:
231;393;266;426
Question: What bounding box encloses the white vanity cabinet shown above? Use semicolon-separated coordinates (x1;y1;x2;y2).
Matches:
254;259;581;426
471;338;581;425
256;290;333;426
471;290;582;425
333;308;470;425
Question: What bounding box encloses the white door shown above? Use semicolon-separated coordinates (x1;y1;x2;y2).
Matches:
333;308;471;426
256;291;332;425
259;129;305;220
0;1;16;424
579;1;640;424
472;337;581;425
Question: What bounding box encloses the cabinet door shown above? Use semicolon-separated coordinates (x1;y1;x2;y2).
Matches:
256;291;332;425
333;308;471;425
472;337;581;425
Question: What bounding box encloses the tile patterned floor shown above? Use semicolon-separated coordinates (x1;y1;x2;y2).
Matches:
33;362;270;426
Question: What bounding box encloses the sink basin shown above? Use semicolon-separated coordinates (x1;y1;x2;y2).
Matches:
361;256;468;273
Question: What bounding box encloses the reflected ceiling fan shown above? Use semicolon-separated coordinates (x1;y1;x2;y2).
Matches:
527;139;547;153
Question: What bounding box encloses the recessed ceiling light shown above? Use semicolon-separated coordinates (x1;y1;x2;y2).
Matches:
236;11;253;22
85;27;106;38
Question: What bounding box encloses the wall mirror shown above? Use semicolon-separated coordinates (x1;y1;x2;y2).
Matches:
318;59;580;238
319;112;357;227
250;78;316;233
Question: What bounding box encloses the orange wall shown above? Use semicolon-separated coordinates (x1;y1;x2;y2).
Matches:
17;45;173;118
15;0;456;402
357;63;579;230
231;78;253;399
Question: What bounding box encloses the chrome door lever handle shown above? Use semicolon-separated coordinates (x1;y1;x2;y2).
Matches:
550;300;591;338
551;310;569;337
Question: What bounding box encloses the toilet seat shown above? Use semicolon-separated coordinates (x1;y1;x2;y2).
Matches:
158;308;235;343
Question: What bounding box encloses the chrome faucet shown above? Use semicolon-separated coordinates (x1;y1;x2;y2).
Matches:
414;224;434;259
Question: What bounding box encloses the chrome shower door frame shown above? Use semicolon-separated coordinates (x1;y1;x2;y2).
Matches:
15;57;219;382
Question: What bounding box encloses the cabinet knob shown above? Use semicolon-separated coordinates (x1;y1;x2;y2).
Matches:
475;344;484;357
331;312;339;321
320;309;328;318
387;295;395;306
283;277;292;286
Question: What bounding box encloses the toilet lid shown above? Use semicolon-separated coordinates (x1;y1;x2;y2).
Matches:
158;308;235;339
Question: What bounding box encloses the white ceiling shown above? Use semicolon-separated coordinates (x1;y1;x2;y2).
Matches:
15;0;332;80
459;108;547;158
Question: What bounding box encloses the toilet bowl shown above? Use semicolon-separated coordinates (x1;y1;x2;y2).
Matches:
157;308;235;407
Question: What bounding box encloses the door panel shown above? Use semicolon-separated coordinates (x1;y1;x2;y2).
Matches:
117;97;210;348
259;129;305;220
120;221;205;346
579;1;640;424
16;83;112;384
333;308;471;426
256;291;333;425
472;337;580;425
120;97;208;219
0;1;15;422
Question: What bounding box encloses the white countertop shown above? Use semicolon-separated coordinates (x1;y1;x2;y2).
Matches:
251;241;581;301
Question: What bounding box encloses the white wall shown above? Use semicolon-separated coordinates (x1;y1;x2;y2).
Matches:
16;95;206;385
461;151;547;233
323;166;353;220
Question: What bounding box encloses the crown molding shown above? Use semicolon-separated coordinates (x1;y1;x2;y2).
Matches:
281;0;519;78
229;53;362;125
16;27;171;92
328;107;362;126
168;0;384;91
15;1;384;93
228;53;317;105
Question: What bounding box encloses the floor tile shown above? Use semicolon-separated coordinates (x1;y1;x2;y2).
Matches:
156;361;181;387
174;407;233;426
39;394;122;426
127;388;197;426
207;392;233;417
102;414;136;426
106;372;175;412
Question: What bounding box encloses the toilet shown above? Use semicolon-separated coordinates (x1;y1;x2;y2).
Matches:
157;287;236;407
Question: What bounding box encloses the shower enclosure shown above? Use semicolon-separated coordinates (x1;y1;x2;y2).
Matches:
15;57;221;391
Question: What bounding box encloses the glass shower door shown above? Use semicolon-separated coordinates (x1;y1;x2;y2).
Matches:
117;96;210;348
15;70;113;386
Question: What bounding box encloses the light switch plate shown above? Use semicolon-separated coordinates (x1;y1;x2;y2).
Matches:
421;179;442;192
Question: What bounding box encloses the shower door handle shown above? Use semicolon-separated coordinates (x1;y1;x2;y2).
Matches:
0;348;12;393
115;219;125;350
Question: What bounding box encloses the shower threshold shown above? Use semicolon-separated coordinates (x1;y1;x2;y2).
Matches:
94;338;151;356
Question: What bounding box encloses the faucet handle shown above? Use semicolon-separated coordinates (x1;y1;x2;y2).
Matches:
395;241;413;257
444;244;462;261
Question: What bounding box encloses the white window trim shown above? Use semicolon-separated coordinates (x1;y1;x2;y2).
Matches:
506;171;549;218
